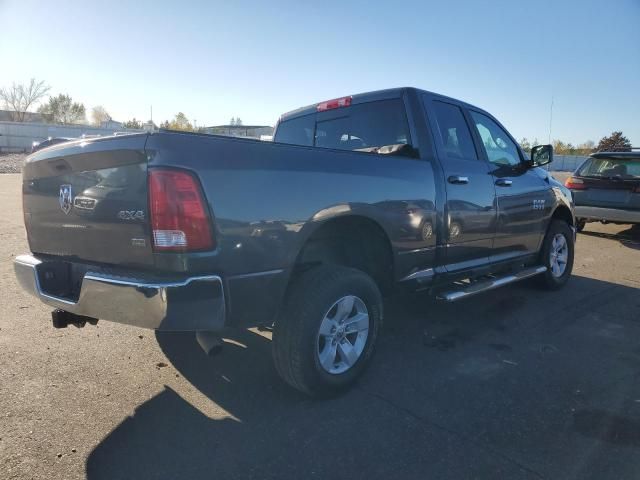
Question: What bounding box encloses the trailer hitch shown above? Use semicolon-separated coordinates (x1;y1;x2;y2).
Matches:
51;309;98;329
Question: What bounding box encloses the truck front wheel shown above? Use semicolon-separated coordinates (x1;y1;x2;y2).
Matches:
272;265;382;396
537;219;574;290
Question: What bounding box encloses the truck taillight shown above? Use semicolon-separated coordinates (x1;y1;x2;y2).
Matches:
317;96;352;111
565;176;587;190
148;169;214;252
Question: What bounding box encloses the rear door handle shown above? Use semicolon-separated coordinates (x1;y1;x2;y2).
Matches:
448;175;469;185
495;179;513;187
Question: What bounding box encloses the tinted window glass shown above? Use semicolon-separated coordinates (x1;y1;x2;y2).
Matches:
431;101;477;160
470;111;521;167
274;114;315;146
315;99;412;154
579;157;640;178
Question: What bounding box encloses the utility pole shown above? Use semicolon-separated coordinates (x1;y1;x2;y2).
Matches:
150;105;153;123
548;96;554;144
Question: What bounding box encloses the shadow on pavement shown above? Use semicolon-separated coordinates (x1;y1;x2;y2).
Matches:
86;275;640;480
580;225;640;250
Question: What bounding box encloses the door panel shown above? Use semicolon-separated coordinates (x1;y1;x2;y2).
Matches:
467;110;549;260
424;97;497;271
490;167;553;260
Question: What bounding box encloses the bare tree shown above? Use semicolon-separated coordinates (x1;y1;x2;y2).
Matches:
91;105;111;126
0;78;50;122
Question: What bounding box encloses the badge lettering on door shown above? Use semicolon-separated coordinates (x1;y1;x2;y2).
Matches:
532;199;545;210
117;210;145;221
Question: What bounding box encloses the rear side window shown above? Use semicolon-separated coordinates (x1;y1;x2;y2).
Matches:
431;101;477;161
275;99;413;156
315;99;412;154
579;158;640;178
275;114;315;147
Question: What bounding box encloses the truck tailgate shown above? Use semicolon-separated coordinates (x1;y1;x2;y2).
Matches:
22;134;154;267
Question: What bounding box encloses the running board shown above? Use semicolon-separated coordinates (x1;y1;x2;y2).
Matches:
437;266;547;302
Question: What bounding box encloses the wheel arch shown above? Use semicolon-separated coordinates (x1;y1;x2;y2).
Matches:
550;204;575;228
286;213;395;297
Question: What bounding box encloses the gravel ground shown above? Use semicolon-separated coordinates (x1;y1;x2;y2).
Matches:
1;173;640;479
0;153;26;174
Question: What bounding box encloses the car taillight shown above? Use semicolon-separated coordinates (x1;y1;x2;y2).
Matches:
317;96;352;112
148;169;214;252
565;176;587;190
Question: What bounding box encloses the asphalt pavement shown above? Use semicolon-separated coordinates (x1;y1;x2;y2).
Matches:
1;173;639;479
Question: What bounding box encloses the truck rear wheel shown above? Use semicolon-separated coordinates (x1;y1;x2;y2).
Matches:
272;265;382;396
537;219;574;290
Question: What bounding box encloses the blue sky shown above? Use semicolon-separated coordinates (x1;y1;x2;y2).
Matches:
1;0;639;145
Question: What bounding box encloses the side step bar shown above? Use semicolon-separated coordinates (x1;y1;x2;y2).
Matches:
437;266;547;302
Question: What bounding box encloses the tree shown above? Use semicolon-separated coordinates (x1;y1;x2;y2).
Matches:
552;139;579;155
163;112;193;131
575;140;595;156
235;117;242;126
519;138;531;152
91;105;111;126
38;94;86;124
593;131;632;152
552;139;567;154
0;78;50;122
123;118;143;129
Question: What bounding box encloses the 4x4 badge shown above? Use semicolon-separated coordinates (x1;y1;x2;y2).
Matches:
59;184;73;215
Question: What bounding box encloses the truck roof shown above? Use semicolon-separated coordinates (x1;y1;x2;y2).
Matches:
278;87;479;122
591;151;640;160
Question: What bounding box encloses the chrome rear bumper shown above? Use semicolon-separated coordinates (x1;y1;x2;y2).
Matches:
14;254;225;331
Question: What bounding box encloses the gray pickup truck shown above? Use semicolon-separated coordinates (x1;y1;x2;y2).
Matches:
15;87;575;396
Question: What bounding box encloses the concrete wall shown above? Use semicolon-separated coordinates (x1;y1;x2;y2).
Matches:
544;155;589;172
0;121;142;152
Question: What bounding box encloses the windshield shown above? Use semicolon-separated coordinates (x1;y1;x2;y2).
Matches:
578;157;640;178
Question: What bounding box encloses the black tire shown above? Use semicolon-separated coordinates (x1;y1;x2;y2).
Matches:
537;219;574;290
272;265;382;397
576;219;586;232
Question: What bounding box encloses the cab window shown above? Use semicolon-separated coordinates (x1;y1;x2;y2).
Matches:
275;99;414;157
469;111;521;167
431;101;478;161
314;99;412;154
274;113;315;147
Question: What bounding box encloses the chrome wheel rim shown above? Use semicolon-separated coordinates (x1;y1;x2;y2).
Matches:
550;233;569;278
316;295;369;375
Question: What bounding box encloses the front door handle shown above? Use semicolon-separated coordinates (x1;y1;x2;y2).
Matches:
448;175;469;185
495;178;513;187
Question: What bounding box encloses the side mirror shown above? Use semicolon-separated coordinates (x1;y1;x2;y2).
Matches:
529;144;553;168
